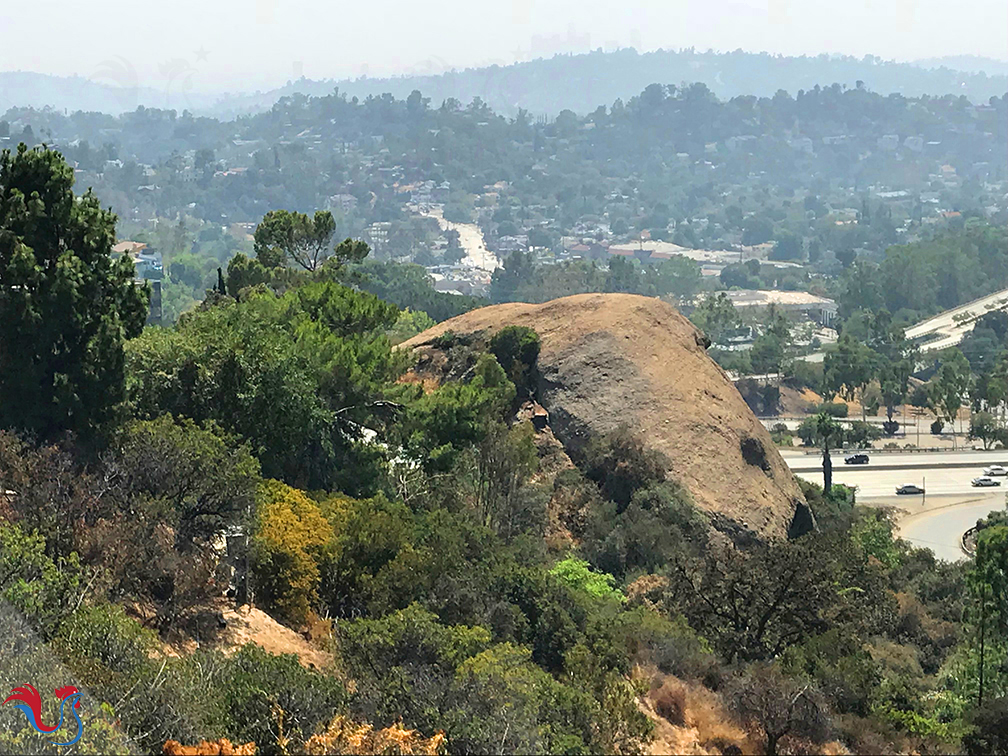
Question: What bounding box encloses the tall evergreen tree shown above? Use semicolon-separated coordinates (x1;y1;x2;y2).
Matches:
0;144;148;438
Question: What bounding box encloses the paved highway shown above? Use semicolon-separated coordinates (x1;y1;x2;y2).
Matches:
785;450;1008;473
787;450;1008;561
794;464;1001;498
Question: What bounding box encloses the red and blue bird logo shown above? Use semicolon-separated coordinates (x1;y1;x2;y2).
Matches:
3;684;83;747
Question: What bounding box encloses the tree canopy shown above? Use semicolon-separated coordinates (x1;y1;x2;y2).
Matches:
0;145;148;438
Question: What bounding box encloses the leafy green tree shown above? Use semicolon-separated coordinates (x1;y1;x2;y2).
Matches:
355;260;481;322
770;231;803;261
0;525;82;638
87;416;262;628
741;215;773;246
968;526;1008;707
751;333;786;376
338;603;493;738
584;481;708;578
112;415;260;547
928;348;972;448
403;353;515;473
879;355;913;433
387;308;436;345
605;256;641;293
823;334;877;420
548;557;624;604
970;411;1000;450
719;259;763;289
490;249;536;303
126;282;401;492
689;293;740;345
254;209;368;272
645;255;702;303
226;252;271;297
474;421;539;538
217;644;347;754
845;420;882;449
0;144;148;438
668;533;876;663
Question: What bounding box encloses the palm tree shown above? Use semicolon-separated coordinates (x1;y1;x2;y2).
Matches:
813;412;843;493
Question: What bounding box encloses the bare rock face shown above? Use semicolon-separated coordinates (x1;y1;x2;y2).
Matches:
403;293;812;541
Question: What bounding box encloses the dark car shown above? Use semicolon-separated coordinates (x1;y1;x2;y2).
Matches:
896;484;925;495
845;453;869;465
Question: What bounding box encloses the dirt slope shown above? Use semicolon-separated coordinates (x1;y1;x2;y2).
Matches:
403;293;811;541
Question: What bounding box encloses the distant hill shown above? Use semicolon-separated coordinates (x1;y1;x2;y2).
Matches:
0;70;220;116
912;55;1008;77
210;48;1008;118
3;48;1005;120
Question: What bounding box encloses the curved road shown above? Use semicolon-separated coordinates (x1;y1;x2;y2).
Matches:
897;501;1001;561
786;451;1008;561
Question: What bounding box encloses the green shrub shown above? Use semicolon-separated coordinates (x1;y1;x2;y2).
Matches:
218;644;346;755
0;524;82;639
489;325;541;396
579;429;669;512
817;401;849;418
549;557;625;604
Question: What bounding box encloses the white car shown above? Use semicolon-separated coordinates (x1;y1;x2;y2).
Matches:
972;476;1002;488
983;465;1008;476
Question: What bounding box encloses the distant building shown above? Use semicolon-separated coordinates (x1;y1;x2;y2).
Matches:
790;137;814;154
877;134;900;151
113;241;162;279
723;289;837;326
328;193;358;213
496;235;528;254
364;222;391;255
725;135;757;152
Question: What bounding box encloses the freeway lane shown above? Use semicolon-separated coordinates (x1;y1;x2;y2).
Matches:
785;450;1008;474
793;465;1000;497
788;451;1008;561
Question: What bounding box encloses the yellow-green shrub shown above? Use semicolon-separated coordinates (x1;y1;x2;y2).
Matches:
252;480;334;625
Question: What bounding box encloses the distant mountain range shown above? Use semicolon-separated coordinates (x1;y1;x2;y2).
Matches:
911;55;1008;76
3;48;1006;120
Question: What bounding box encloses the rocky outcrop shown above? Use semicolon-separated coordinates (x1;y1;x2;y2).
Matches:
404;293;811;541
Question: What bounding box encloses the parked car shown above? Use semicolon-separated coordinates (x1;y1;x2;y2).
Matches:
844;453;869;465
983;465;1008;476
972;476;1002;487
896;484;925;495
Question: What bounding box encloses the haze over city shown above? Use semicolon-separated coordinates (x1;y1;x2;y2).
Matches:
1;0;1006;93
2;1;1008;754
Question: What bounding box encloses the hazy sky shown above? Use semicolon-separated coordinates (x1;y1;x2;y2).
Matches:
2;0;1006;92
